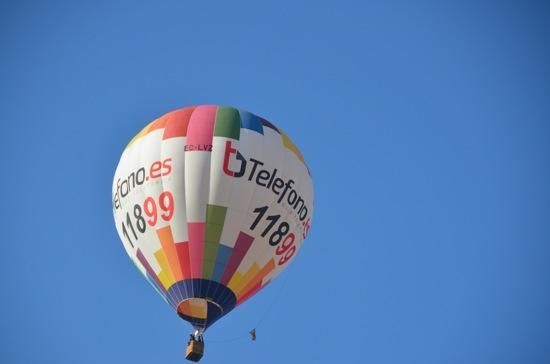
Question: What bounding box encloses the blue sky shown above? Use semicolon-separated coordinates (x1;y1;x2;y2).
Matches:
2;1;550;363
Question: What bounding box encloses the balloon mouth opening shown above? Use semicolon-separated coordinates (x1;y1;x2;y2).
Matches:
177;298;222;320
169;279;237;330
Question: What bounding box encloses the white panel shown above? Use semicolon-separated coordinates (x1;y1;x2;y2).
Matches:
184;152;211;222
161;136;188;243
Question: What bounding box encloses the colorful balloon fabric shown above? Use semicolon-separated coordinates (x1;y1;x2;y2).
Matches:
112;105;314;332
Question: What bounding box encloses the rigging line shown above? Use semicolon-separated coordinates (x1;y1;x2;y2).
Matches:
207;333;249;344
253;268;291;330
206;274;291;344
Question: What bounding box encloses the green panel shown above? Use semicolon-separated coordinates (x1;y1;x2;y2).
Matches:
214;107;241;140
203;205;227;278
203;242;220;278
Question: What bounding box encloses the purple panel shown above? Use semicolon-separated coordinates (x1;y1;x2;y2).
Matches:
220;232;254;285
136;249;167;294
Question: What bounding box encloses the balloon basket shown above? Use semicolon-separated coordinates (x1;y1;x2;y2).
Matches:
185;339;204;362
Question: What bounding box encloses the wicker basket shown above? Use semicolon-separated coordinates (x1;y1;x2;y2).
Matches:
185;340;204;362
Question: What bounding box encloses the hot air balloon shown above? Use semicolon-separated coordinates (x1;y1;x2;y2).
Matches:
112;105;314;361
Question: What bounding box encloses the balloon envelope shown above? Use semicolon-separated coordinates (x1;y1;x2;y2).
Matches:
112;105;314;331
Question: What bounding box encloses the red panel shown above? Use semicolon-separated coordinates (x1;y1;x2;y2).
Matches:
162;107;196;139
148;114;170;133
188;222;205;278
175;241;191;279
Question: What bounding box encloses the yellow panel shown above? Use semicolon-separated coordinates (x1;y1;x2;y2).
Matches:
157;270;171;290
155;250;175;288
238;259;276;300
280;131;305;163
227;272;244;292
232;264;260;296
125;120;155;149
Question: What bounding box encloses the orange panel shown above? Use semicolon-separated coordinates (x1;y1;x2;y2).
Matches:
157;226;183;280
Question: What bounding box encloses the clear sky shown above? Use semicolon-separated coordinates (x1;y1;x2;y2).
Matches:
2;1;549;363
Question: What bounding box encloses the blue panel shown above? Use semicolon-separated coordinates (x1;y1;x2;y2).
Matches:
206;301;223;325
260;118;279;133
211;245;232;282
239;110;264;134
